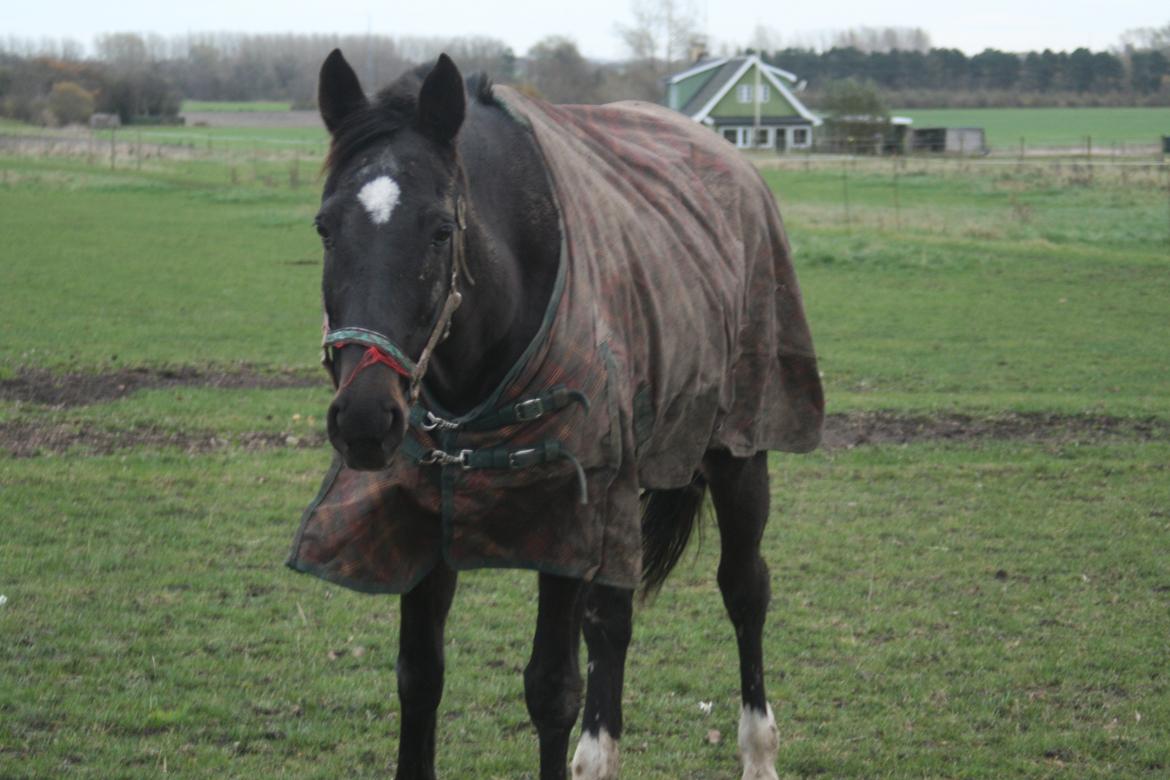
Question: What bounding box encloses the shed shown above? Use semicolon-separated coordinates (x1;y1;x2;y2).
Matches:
910;127;987;155
89;113;122;129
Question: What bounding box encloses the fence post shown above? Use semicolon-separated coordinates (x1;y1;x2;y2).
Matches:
841;161;851;229
1164;163;1170;255
892;158;901;231
110;127;116;170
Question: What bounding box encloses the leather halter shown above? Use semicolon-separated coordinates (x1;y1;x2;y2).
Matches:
322;196;472;405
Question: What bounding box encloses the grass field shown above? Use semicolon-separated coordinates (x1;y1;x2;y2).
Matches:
2;131;1169;777
893;107;1170;151
181;101;295;113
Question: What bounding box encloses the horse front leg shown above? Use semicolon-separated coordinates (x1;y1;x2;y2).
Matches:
571;583;632;779
394;561;458;780
525;572;586;780
706;450;780;780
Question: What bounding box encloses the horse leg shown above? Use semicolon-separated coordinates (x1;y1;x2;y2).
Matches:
525;572;586;780
394;561;458;780
705;449;780;780
571;583;633;779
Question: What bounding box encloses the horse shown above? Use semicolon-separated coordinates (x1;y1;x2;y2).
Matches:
288;49;824;780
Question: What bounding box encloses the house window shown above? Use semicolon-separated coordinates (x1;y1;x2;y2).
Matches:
736;84;770;103
722;128;738;144
754;128;771;147
792;128;809;146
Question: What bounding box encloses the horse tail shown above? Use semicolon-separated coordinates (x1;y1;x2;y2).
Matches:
640;471;708;597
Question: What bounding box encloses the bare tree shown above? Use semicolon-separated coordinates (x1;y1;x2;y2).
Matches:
1119;22;1170;53
94;33;150;68
523;37;600;104
615;0;701;73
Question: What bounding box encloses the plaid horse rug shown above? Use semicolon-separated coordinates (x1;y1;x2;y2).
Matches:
287;87;824;594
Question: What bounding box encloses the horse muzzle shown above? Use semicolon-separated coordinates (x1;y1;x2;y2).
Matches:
326;355;410;471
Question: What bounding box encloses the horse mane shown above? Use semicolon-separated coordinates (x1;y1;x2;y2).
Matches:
325;64;500;178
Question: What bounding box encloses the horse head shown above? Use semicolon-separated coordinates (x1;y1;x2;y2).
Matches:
315;50;469;471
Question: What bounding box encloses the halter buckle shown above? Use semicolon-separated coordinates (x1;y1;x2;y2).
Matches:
508;448;539;468
514;398;546;422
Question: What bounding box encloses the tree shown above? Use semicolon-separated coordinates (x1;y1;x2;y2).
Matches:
615;0;700;74
47;80;94;125
817;79;889;153
819;78;887;119
1129;50;1169;93
523;37;599;104
970;49;1020;90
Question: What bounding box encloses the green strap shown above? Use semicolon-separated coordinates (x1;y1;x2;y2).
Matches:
323;327;417;374
409;385;589;433
401;436;588;505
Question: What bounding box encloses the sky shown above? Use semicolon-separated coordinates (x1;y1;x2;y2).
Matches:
4;0;1167;60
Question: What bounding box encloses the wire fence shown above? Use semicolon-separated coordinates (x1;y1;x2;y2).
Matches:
755;153;1170;251
0;126;328;189
4;126;1169;250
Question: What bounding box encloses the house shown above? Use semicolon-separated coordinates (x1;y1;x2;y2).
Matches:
665;54;821;151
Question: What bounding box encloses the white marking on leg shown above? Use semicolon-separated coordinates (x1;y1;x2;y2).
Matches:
357;175;401;225
571;727;619;779
738;703;779;780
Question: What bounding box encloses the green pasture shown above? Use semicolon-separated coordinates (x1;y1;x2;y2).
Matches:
893;107;1170;151
181;100;295;113
2;140;1169;777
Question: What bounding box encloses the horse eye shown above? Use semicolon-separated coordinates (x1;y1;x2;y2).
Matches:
314;219;334;247
431;225;454;247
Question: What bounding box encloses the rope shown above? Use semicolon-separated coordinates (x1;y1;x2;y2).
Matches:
338;345;411;390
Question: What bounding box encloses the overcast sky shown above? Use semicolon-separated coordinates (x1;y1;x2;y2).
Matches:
5;0;1167;60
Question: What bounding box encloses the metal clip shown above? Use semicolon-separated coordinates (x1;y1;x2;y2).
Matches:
420;411;459;432
419;448;472;468
514;398;545;422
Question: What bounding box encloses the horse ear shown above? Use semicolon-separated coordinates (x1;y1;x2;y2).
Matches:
417;54;465;145
318;49;367;133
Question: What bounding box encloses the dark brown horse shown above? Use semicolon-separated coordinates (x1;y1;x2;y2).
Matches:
289;49;823;779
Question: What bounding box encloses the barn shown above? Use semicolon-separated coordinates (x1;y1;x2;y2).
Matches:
665;54;821;151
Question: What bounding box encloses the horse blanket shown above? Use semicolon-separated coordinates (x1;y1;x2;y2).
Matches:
287;87;824;594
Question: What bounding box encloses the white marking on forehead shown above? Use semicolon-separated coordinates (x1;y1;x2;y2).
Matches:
357;175;401;225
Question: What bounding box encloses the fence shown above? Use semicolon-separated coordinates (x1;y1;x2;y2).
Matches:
4;126;1169;249
754;154;1170;252
0;126;328;189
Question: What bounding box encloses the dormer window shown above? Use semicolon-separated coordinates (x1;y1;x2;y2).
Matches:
736;84;769;103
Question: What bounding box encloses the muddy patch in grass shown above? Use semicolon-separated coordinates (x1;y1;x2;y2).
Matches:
2;410;1166;458
0;419;327;458
0;366;322;407
821;411;1170;450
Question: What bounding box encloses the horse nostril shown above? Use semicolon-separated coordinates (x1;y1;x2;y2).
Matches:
327;399;344;437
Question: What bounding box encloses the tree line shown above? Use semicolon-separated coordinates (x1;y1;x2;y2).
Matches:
2;23;1169;126
767;45;1169;107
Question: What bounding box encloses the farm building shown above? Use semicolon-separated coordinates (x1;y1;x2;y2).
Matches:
909;127;987;155
665;54;821;151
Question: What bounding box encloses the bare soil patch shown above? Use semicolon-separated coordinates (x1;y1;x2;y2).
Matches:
2;409;1165;459
0;420;326;458
0;366;321;407
820;410;1170;450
